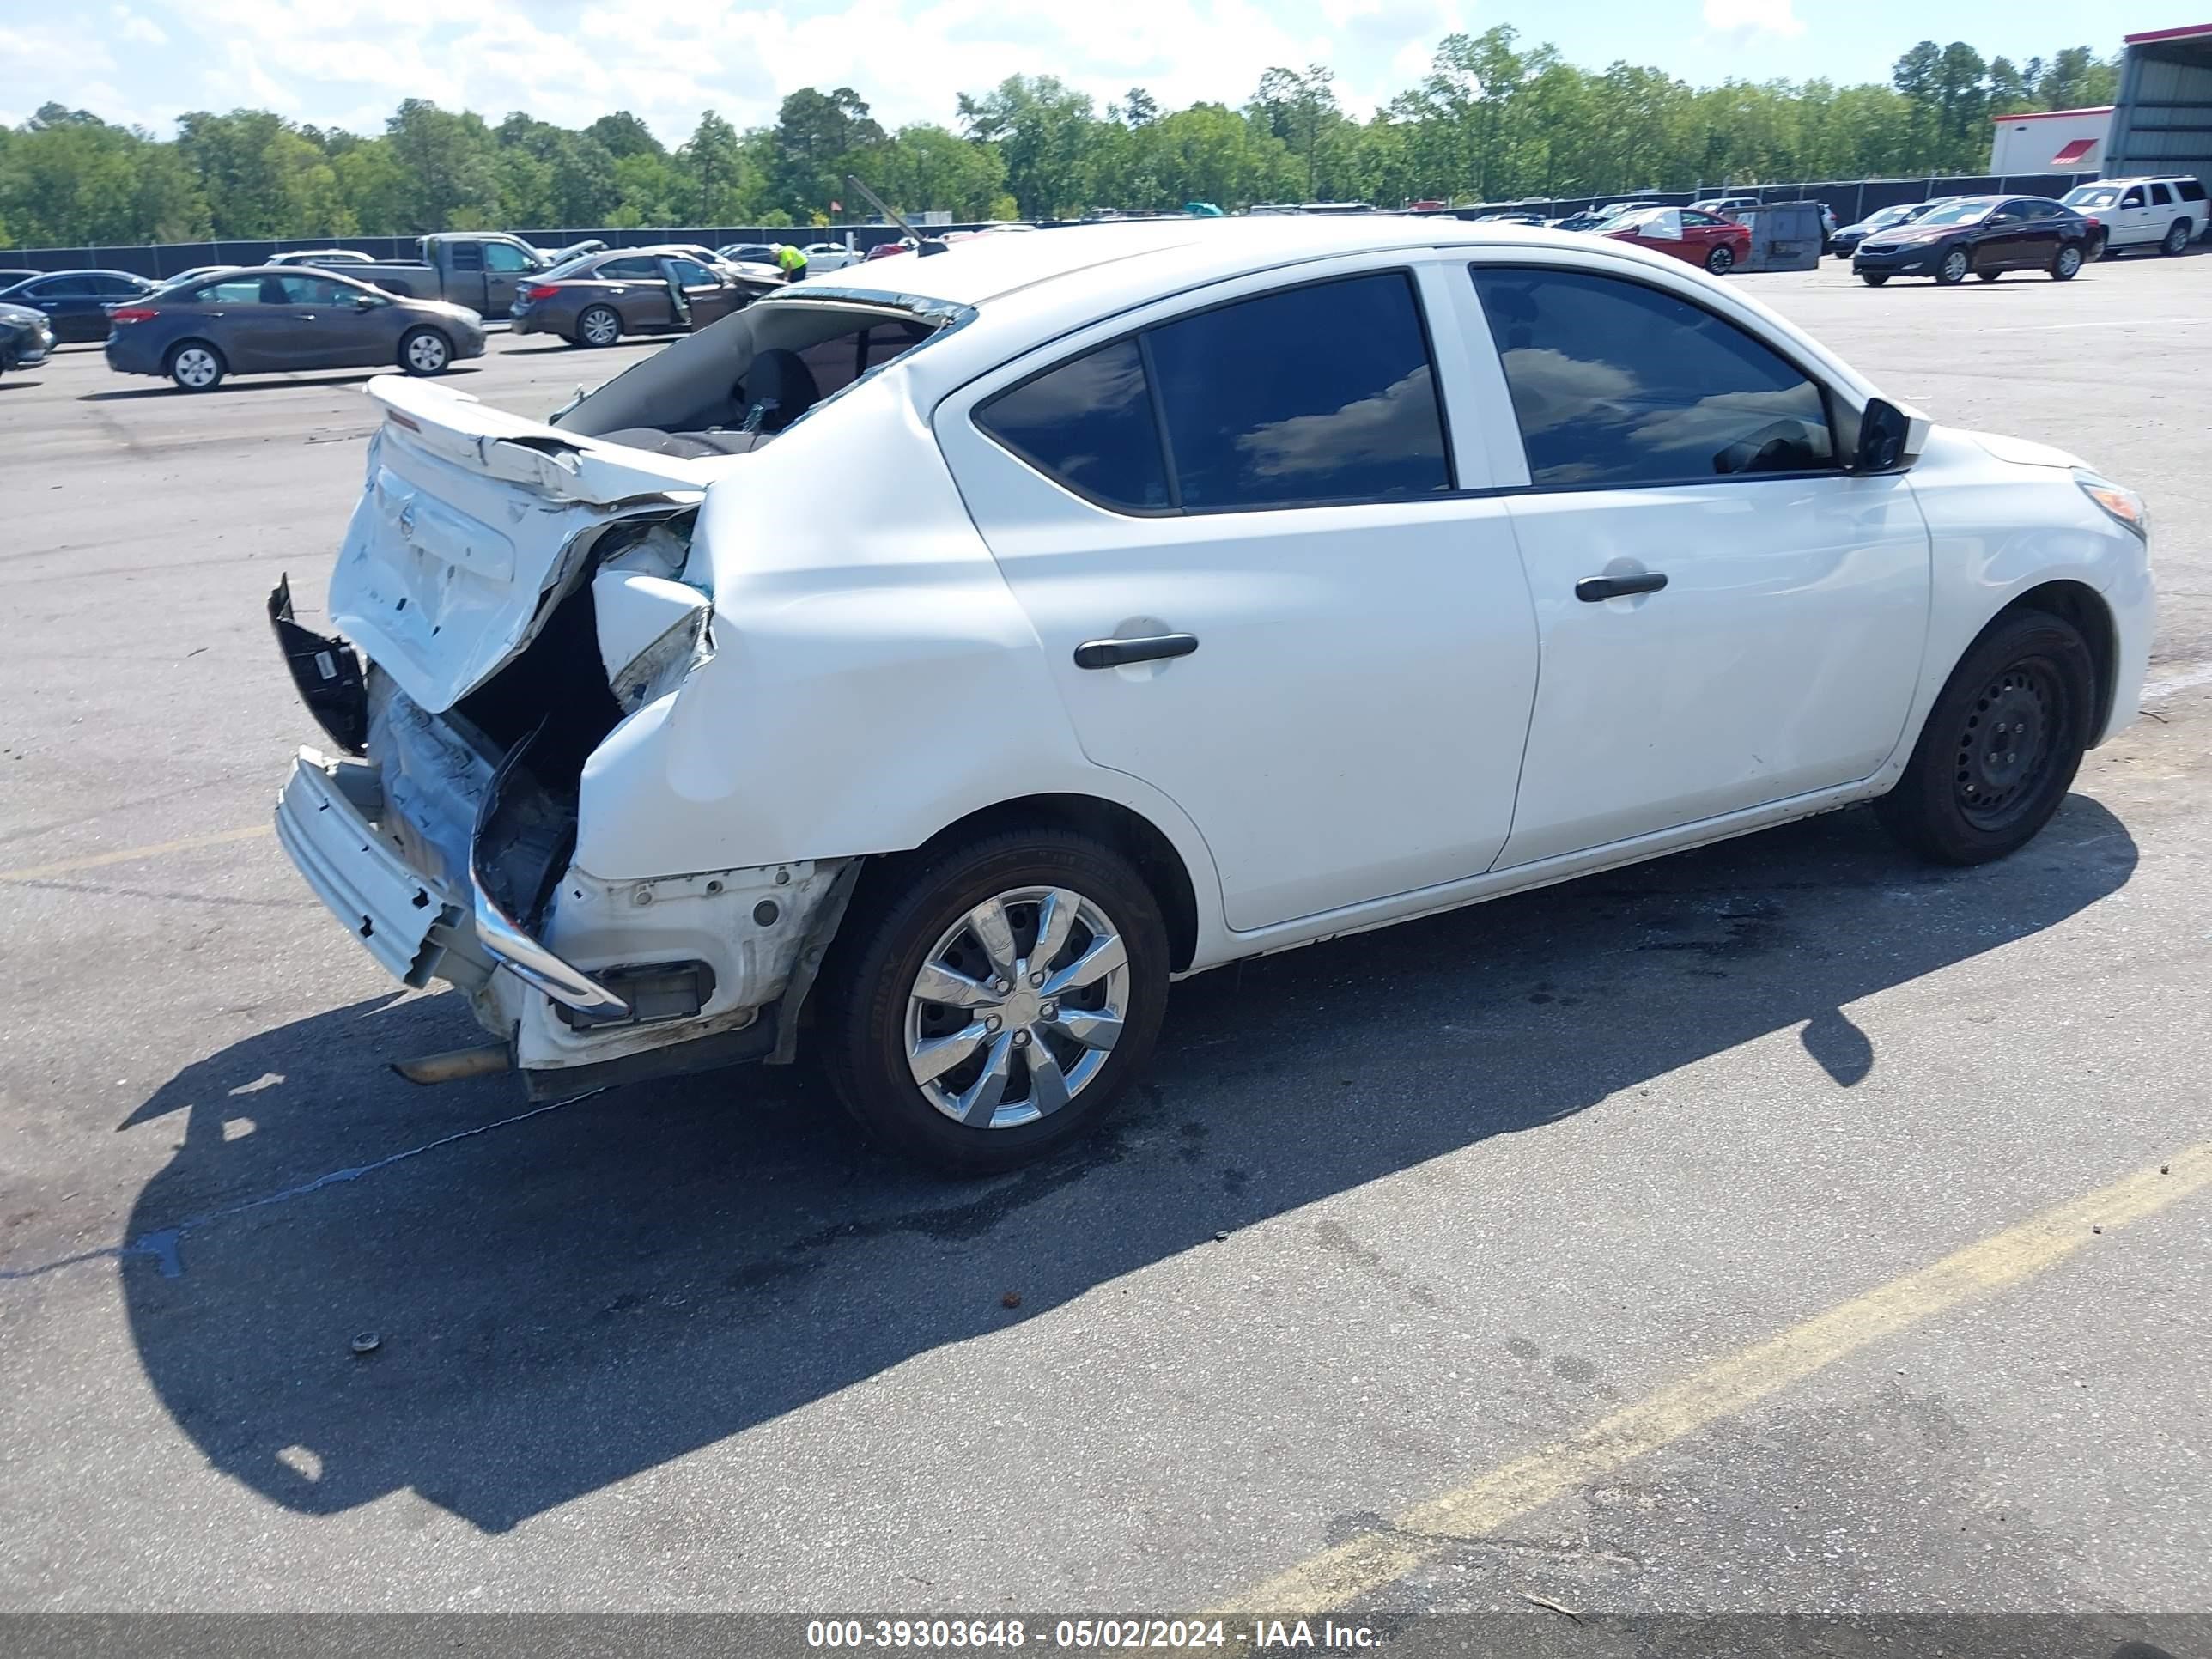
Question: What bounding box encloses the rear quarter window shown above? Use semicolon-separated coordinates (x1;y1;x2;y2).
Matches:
976;339;1171;512
2178;179;2209;204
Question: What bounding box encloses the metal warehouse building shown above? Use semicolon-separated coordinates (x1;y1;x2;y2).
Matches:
2107;22;2212;186
1989;106;2113;174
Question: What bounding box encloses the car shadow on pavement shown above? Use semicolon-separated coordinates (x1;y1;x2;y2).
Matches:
498;339;665;355
116;795;2136;1533
79;368;483;401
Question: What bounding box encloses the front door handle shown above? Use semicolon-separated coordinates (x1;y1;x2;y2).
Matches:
1074;633;1199;670
1575;572;1669;602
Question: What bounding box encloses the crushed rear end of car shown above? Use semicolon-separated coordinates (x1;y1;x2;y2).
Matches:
267;294;954;1094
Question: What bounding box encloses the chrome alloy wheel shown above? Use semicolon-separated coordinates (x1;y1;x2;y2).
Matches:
2055;245;2083;278
1941;249;1970;283
580;307;621;346
903;886;1129;1129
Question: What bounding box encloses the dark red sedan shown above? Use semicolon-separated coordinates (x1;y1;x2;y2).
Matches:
1596;205;1752;274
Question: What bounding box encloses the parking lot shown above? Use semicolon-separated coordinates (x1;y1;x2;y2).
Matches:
3;252;2209;1620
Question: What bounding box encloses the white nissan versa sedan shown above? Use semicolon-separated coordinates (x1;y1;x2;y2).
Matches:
269;216;2153;1172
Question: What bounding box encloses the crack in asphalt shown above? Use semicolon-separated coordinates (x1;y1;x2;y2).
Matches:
0;1090;602;1285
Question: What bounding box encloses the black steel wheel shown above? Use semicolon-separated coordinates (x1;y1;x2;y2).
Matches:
1875;610;2095;864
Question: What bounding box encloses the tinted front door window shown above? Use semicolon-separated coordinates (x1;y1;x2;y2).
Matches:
1145;272;1450;508
1470;267;1833;486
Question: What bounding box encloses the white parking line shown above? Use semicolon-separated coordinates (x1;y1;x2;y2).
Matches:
1982;316;2210;333
2142;661;2212;702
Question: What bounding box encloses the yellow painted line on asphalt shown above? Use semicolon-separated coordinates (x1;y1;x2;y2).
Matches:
0;823;271;884
1221;1142;2212;1615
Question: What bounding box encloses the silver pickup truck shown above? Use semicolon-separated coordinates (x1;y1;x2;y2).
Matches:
349;233;587;319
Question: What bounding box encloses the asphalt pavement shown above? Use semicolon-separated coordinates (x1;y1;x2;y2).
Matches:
2;252;2209;1619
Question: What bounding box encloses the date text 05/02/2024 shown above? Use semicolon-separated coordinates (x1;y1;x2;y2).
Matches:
803;1619;1383;1650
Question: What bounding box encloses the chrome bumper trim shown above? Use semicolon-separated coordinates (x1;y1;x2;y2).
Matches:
469;736;629;1023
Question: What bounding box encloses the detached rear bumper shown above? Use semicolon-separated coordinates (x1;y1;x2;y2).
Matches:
274;748;489;990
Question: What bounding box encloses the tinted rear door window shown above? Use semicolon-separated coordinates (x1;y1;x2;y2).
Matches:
598;258;660;279
1471;266;1834;488
1145;272;1450;509
976;338;1171;511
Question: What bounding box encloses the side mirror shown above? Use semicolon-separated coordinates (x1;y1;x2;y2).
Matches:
353;295;380;310
1853;398;1912;474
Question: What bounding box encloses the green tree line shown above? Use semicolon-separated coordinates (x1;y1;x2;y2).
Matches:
0;32;2119;248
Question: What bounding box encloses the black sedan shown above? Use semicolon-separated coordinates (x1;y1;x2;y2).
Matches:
0;269;158;342
1828;198;1957;258
0;301;56;374
102;268;487;392
1852;196;2105;287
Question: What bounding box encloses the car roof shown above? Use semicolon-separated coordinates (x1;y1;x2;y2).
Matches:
789;216;1729;313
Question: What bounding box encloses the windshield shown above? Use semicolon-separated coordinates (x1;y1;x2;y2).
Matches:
1862;204;1915;228
1601;207;1665;230
2063;186;2120;210
1917;198;1996;226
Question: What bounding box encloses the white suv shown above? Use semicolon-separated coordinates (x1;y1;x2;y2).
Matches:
2062;176;2209;256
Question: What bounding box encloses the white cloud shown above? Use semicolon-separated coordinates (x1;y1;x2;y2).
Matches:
1700;0;1805;38
112;8;169;46
6;0;1463;140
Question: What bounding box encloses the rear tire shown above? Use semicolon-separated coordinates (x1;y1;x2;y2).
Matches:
2051;244;2084;281
398;327;452;375
817;828;1170;1175
1935;248;1971;285
576;305;622;348
1976;270;2002;282
2163;219;2192;255
1874;611;2095;866
1859;272;1889;286
166;341;224;392
1704;243;1735;274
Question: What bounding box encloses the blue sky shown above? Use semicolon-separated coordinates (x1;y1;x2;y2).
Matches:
0;0;2144;143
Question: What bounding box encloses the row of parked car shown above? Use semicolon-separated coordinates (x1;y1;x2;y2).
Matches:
1829;176;2205;286
0;239;823;391
0;224;1019;389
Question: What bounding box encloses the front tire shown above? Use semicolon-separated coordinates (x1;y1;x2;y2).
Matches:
2051;244;2084;281
576;305;622;348
818;828;1170;1175
1858;271;1890;286
167;341;224;392
1976;270;2002;282
1875;611;2095;865
1935;248;1971;285
399;327;452;374
2162;219;2192;255
1705;243;1735;275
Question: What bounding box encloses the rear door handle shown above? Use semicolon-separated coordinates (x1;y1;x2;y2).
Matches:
1575;572;1669;602
1074;633;1199;670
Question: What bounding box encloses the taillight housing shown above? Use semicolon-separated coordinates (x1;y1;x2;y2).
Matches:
522;284;560;301
109;307;159;324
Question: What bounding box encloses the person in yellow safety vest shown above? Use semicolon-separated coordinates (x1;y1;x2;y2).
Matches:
775;243;808;281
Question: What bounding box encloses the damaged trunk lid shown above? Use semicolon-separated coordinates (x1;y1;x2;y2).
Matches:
332;374;713;713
